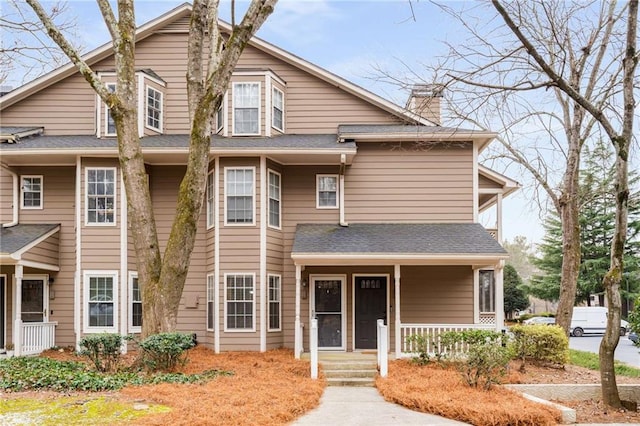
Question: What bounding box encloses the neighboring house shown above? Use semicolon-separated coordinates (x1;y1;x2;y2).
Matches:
0;4;518;357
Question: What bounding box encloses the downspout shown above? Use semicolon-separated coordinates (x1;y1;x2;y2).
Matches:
339;154;348;227
1;163;19;227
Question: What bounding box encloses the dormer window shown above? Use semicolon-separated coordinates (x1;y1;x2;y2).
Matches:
272;87;284;132
233;82;260;135
105;83;117;136
146;86;162;132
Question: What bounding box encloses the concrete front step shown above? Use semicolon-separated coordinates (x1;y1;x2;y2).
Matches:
324;369;378;379
327;377;376;387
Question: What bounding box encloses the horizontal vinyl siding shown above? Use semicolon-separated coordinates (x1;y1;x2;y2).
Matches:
16;166;77;346
479;174;503;190
400;266;473;324
345;143;474;222
1;32;404;136
21;234;59;266
148;165;208;338
0;168;14;224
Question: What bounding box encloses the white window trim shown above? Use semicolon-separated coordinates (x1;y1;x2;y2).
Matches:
224;166;256;226
223;273;256;332
316;174;339;209
20;175;43;210
271;86;285;133
479;269;495;314
268;274;282;332
232;82;261;136
207;274;215;332
104;83;117;137
206;169;215;229
85;167;117;226
83;270;119;334
128;271;141;333
216;94;226;133
145;85;163;133
267;169;281;230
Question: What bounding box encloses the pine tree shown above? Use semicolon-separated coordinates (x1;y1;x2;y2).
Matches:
504;264;529;318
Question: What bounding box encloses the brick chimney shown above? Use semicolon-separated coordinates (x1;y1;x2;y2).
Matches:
405;84;442;125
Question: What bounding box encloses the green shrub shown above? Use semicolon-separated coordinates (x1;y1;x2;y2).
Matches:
138;332;196;372
79;333;126;372
439;329;511;390
510;324;569;371
0;356;230;392
405;334;443;365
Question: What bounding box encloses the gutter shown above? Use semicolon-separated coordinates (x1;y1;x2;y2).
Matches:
1;162;19;227
339;153;348;227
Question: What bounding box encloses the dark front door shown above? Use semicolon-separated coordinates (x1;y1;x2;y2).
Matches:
355;276;387;349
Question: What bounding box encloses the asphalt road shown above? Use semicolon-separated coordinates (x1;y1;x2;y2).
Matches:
569;335;640;367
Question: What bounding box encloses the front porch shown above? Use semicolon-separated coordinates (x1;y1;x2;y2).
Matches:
290;223;509;359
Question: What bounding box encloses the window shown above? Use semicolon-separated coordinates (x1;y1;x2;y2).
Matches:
316;175;338;208
146;86;163;131
216;101;224;132
21;175;43;209
272;87;284;132
105;83;116;136
479;270;495;313
207;274;215;331
130;273;142;332
86;168;116;225
233;82;260;135
225;168;254;225
268;274;281;331
225;274;255;331
268;170;281;229
206;170;215;229
84;271;118;332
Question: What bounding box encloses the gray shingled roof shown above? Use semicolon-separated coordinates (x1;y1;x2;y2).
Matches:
0;133;354;151
292;223;507;255
0;224;60;255
338;124;486;135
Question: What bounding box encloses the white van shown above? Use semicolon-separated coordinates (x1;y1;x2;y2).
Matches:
570;306;629;337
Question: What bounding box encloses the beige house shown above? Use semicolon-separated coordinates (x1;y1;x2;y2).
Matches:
0;4;518;357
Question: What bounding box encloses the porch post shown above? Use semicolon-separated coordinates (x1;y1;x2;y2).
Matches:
294;264;302;359
496;192;503;243
495;260;505;331
394;264;401;359
14;264;23;356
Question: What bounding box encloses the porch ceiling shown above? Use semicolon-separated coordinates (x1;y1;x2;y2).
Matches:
292;223;508;267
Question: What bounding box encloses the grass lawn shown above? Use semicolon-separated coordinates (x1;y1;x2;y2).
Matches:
569;349;640;377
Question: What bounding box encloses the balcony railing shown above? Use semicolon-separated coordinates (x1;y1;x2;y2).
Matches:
400;323;495;356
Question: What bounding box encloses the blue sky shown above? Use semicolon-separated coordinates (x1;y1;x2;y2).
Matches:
10;0;545;246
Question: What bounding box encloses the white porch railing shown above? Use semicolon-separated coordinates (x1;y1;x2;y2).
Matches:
310;319;318;379
20;322;58;356
400;323;494;356
377;319;388;377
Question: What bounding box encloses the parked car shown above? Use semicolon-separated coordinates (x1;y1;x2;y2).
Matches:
523;316;556;325
570;306;629;337
628;331;638;344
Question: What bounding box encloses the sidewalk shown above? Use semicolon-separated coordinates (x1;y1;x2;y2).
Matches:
291;387;468;426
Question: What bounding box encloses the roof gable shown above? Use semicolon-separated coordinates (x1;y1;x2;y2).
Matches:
0;3;431;126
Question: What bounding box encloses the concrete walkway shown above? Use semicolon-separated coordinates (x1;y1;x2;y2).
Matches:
291;387;468;425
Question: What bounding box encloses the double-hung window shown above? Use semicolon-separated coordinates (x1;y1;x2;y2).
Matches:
216;100;224;133
316;174;338;209
21;175;43;209
86;167;116;225
207;274;215;331
268;170;281;229
105;83;117;136
225;167;254;225
479;270;495;313
146;86;163;131
225;274;255;331
84;271;118;333
268;274;281;331
206;170;215;229
272;87;284;132
233;82;260;135
129;273;142;333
